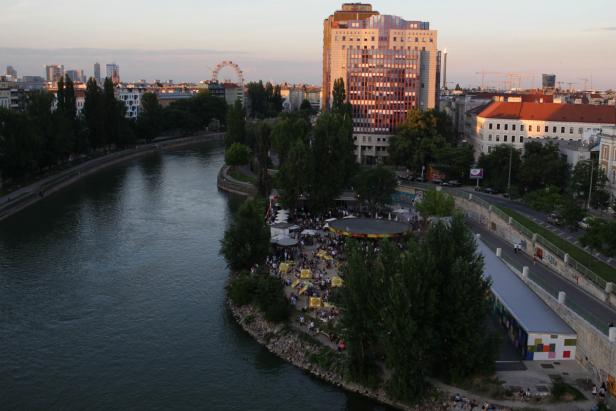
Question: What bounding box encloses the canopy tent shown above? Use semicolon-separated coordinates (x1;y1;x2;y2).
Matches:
309;297;322;309
316;250;333;261
279;262;291;274
301;229;317;236
273;236;298;247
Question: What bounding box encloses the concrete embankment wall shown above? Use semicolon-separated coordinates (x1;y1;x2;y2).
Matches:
216;165;258;197
0;133;224;222
454;195;616;385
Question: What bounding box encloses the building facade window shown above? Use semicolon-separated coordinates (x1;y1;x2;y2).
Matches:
489;123;493;130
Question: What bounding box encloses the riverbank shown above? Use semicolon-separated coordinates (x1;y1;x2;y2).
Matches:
0;132;224;222
217;165;258;197
227;299;449;411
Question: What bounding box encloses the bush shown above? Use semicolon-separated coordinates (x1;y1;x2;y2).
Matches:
255;276;290;323
227;274;258;306
225;142;250;166
523;186;563;212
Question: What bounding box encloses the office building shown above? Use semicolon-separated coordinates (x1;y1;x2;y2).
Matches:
46;64;64;83
322;3;439;164
65;69;85;83
542;74;556;90
6;65;17;78
106;64;120;85
94;62;101;84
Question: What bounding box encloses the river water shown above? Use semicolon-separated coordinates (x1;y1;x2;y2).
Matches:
0;141;389;411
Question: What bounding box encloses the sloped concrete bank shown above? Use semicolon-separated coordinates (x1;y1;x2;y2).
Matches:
227;299;448;411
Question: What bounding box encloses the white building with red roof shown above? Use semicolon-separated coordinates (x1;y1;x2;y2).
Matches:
469;101;616;159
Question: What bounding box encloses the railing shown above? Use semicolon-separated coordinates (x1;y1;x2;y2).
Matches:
455;191;612;294
501;254;610;336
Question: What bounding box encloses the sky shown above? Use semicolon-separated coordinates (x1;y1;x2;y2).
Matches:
2;0;616;89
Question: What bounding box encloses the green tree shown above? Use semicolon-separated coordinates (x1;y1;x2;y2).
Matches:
477;145;522;192
432;144;474;181
270;112;311;166
332;77;346;112
83;77;105;150
246;81;267;118
519;141;569;194
415;189;455;217
570;159;610;210
580;219;616;257
426;215;496;382
388;109;456;174
254;122;272;197
220;199;271;271
103;77;120;148
137;92;162;143
277;138;310;209
0;109;42;178
353;166;396;212
224;142;250;166
523;185;563;213
558;196;585;229
308;111;355;211
300;99;312;112
340;241;385;383
226;99;245;147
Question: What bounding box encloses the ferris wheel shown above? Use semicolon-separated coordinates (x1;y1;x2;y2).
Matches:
211;61;245;86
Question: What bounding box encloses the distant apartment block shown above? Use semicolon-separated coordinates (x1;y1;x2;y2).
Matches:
94;62;101;84
46;64;64;83
322;3;439;164
599;126;616;199
65;69;86;83
468;102;616;159
106;64;120;85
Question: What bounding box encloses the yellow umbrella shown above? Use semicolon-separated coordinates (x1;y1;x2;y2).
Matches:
300;269;312;279
279;262;290;274
291;279;300;288
299;285;309;295
331;276;344;287
323;302;335;309
309;297;322;308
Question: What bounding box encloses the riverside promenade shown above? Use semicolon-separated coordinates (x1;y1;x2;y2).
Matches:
0;132;224;221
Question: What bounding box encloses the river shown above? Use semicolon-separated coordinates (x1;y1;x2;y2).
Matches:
0;141;389;411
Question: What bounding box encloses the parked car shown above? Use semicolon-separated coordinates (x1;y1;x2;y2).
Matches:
447;180;462;187
431;178;443;185
484;187;499;195
578;217;594;230
547;213;562;226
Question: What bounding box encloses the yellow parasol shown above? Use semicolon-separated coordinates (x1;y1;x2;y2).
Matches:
331;276;344;287
291;279;300;288
279;262;290;274
300;269;312;279
309;297;322;308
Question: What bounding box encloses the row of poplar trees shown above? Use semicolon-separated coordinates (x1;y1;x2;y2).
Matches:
340;215;498;402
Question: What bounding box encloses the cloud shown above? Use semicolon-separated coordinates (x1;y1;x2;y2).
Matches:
600;27;616;31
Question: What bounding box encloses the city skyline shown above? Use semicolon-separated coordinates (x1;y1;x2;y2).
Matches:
2;0;616;88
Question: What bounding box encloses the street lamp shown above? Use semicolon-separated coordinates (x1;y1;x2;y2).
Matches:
587;158;594;210
507;144;513;199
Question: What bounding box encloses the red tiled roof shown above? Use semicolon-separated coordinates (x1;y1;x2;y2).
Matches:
478;102;616;124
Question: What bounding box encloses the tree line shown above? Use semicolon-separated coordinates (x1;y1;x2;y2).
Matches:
341;215;497;401
0;76;227;183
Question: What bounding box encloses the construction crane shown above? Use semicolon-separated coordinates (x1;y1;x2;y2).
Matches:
475;71;537;91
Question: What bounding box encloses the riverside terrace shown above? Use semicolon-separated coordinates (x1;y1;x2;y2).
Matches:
264;209;417;347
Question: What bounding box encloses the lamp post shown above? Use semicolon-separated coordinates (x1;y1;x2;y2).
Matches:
587;158;594;210
507;144;513;199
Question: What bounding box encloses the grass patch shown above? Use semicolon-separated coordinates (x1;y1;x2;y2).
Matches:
498;206;616;283
228;167;256;184
550;380;586;402
457;374;512;400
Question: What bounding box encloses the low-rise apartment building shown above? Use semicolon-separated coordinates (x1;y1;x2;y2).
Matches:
599;126;616;200
468;102;616;159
